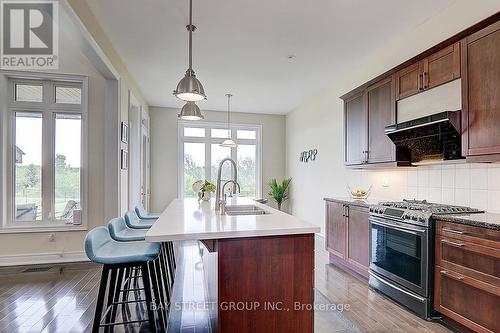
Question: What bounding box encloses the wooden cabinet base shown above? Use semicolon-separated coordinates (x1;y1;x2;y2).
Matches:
208;234;315;333
329;253;368;279
434;221;500;333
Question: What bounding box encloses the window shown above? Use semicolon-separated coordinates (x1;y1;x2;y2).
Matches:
15;83;43;102
179;122;261;199
6;77;86;229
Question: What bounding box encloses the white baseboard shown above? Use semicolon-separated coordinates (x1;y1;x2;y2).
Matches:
0;251;89;267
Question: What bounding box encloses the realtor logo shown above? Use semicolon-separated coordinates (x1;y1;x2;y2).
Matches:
1;1;58;69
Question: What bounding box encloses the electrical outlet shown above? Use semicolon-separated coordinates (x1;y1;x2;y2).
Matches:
48;233;56;242
382;178;390;187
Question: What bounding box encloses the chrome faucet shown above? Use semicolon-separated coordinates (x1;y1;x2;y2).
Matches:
215;158;240;211
220;180;241;214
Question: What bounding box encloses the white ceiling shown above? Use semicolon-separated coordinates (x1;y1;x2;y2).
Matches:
86;0;456;114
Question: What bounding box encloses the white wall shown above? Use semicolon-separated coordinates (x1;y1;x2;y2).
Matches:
286;1;500;235
0;23;108;257
149;107;286;212
0;2;150;262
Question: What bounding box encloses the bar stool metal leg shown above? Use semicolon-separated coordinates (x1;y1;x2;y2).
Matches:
141;263;157;332
93;266;110;333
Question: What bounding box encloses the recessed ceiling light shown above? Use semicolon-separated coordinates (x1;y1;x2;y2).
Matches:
287;55;296;60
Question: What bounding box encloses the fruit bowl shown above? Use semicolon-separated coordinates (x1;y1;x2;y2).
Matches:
347;185;372;200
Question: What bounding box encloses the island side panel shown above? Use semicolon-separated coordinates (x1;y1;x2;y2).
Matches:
217;234;314;333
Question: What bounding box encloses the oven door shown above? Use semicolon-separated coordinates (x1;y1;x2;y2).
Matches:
369;216;429;297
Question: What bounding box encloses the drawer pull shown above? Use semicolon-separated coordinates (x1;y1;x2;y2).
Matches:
441;239;465;247
442;227;466;235
440;270;464;280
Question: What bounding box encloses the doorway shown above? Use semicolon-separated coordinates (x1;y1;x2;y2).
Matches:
128;93;150;211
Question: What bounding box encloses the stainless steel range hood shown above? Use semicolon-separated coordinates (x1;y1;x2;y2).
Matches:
385;111;463;163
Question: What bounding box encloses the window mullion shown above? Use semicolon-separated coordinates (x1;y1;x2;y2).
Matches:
41;109;53;222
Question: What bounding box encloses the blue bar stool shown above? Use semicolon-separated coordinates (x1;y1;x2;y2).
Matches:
85;226;164;332
108;217;148;241
135;205;160;220
125;210;155;229
108;217;174;315
125;210;176;278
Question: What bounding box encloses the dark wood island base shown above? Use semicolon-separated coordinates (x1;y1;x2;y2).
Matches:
201;233;315;333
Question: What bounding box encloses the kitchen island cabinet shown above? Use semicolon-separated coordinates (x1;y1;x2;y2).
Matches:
146;198;319;333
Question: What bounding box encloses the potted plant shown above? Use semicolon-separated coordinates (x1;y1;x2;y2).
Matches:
268;178;292;211
198;180;216;201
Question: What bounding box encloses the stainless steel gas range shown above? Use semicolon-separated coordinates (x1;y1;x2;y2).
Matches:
368;200;481;319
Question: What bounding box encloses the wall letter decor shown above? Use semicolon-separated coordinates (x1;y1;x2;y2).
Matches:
300;149;318;163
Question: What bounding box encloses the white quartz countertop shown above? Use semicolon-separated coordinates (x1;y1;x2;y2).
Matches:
145;197;320;242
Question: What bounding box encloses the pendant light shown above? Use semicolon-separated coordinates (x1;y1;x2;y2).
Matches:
173;0;206;102
178;101;204;120
220;94;238;148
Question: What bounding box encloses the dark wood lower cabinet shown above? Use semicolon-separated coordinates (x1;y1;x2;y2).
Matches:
326;201;346;258
434;221;500;333
325;200;369;278
215;234;315;333
346;206;370;273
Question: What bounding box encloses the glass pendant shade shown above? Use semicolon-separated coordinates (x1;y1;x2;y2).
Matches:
178;101;204;120
220;93;237;147
220;138;238;148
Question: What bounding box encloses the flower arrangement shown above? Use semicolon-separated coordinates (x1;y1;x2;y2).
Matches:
198;180;216;201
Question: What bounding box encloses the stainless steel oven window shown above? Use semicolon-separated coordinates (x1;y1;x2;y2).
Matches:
369;217;429;296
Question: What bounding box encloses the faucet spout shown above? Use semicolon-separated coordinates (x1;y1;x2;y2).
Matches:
215;158;238;211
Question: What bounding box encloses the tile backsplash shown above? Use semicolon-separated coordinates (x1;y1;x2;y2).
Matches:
346;163;500;213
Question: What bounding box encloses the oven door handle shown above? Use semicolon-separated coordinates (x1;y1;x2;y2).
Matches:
369;218;426;235
369;272;427;302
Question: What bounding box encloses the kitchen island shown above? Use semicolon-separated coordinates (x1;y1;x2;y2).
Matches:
146;197;320;332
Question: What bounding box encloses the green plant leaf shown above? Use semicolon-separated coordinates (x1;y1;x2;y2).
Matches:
267;178;291;210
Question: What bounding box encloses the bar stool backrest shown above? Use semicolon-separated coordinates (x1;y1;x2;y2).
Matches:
135;205;147;219
124;210;140;226
84;226;111;262
108;217;127;239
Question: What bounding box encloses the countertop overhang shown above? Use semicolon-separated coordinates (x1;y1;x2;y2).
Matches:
145;197;320;242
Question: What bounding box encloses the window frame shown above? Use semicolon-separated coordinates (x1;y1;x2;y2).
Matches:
178;121;262;199
2;72;88;233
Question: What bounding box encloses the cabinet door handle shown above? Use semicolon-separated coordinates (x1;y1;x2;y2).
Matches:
423;72;427;89
345;206;349;218
441;239;465;247
440;270;464;281
362;150;369;163
419;73;423;91
442;228;466;235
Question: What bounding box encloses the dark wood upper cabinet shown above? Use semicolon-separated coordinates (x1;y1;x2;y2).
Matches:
395;61;422;100
395;42;461;100
423;42;460;89
344;76;396;166
342;15;500;167
367;75;396;163
344;93;367;165
461;21;500;162
326;201;346;259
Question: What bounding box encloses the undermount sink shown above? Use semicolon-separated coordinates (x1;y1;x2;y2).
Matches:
224;205;269;216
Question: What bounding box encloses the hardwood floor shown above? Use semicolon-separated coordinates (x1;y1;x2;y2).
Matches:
0;237;453;333
314;236;452;333
0;263;101;333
